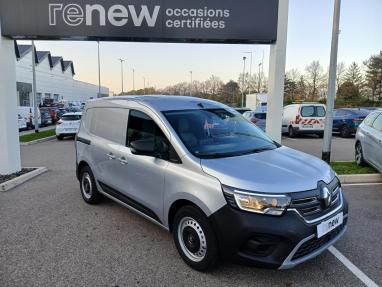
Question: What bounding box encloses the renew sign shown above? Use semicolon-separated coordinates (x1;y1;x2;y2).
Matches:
0;0;279;44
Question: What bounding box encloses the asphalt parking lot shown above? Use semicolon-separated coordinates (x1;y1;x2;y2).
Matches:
0;140;381;287
282;135;355;162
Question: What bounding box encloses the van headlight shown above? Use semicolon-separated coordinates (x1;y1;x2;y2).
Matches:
222;185;291;216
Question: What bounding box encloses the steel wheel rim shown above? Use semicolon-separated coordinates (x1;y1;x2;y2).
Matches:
355;144;362;164
177;217;207;262
81;172;92;199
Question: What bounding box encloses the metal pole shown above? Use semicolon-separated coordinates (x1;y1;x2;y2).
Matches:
118;58;125;94
322;0;341;163
143;77;146;95
97;41;101;97
258;63;262;93
190;71;193;96
132;68;135;91
242;57;247;108
244;52;253;92
32;40;39;133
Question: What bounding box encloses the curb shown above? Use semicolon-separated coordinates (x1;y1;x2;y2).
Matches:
0;167;48;192
339;174;382;184
20;136;56;146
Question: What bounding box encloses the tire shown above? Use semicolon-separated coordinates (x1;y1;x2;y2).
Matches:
288;126;296;138
79;166;102;204
340;125;351;138
173;206;219;271
56;135;64;140
317;133;324;138
355;142;366;166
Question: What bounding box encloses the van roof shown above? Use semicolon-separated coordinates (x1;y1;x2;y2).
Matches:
88;95;227;112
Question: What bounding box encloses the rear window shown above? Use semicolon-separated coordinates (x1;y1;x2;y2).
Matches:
364;112;380;127
254;113;267;120
62;115;81;121
301;106;326;117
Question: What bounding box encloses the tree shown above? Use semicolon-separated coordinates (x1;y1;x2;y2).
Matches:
336;62;346;91
284;69;300;103
305;61;325;101
345;62;363;89
221;80;240;104
364;52;382;102
337;81;360;101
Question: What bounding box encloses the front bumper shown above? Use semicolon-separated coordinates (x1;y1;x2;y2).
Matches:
209;192;348;269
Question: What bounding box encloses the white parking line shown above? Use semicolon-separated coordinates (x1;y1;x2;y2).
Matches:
328;246;379;287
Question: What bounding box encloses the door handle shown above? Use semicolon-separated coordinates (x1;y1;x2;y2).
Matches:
107;153;116;160
119;157;128;165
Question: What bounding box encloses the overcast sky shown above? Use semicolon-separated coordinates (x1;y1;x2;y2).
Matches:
21;0;382;94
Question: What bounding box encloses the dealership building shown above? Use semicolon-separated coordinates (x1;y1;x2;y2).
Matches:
14;41;109;107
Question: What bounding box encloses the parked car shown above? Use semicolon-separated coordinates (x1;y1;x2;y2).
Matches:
282;103;326;137
18;106;41;129
56;108;68;120
55;112;82;140
40;107;58;123
18;114;27;131
235;107;251;114
355;110;382;172
75;96;347;271
40;111;53;127
333;108;371;138
243;111;267;131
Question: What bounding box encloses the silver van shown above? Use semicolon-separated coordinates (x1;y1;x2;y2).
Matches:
75;96;348;270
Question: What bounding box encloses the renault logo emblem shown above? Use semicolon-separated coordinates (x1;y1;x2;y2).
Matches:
320;186;332;209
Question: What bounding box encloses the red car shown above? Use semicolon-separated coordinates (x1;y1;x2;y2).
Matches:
40;107;58;123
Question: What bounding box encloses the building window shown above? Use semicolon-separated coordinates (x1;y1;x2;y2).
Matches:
18;91;31;107
54;94;60;102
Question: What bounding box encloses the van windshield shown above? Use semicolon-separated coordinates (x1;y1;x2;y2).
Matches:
163;109;278;159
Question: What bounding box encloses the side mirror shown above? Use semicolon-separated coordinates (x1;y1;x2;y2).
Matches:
130;139;156;156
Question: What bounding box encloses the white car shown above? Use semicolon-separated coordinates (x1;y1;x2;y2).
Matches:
55;112;82;140
18;114;27;131
282;103;326;137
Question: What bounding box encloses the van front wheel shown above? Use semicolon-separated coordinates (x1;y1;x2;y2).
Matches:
173;206;218;271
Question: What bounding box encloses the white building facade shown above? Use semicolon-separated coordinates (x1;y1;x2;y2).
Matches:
15;42;109;107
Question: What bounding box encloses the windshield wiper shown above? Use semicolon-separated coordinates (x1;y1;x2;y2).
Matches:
238;146;276;156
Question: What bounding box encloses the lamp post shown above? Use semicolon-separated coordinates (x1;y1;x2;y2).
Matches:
143;77;146;95
258;62;263;92
244;52;253;92
132;68;135;91
322;0;342;163
190;71;193;96
242;56;247;108
97;41;101;97
32;40;39;133
118;58;125;94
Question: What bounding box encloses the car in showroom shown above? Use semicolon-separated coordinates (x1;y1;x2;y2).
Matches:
282;103;326;137
333;108;371;138
55;112;82;140
40;111;53;127
18;114;27;131
75;96;347;271
355;110;382;172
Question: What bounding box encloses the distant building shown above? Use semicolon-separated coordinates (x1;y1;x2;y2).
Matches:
14;41;109;107
246;93;268;111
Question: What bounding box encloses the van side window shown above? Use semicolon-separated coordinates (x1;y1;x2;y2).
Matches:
88;108;128;145
127;110;181;163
